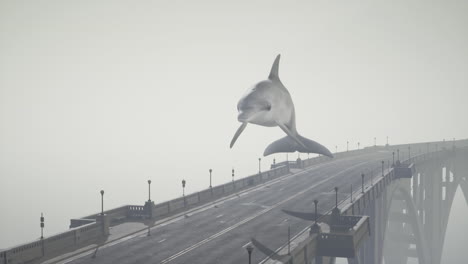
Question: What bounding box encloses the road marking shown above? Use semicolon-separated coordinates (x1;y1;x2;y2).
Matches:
216;214;223;218
160;161;368;263
158;239;166;243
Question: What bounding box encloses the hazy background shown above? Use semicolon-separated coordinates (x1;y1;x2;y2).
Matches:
1;0;467;248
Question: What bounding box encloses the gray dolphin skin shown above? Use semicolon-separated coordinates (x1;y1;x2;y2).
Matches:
230;54;334;158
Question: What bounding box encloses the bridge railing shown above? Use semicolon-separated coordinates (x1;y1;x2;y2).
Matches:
262;141;468;264
0;220;106;264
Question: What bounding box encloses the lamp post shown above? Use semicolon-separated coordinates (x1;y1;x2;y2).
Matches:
361;173;365;193
40;213;44;239
334;187;339;209
358;142;360;150
370;168;373;186
374;137;376;147
246;244;254;264
258;158;261;173
314;200;319;226
386;136;389;145
381;160;384;176
392;152;395;166
408;145;411;161
147;180;151;202
347;141;349;152
232;168;235;182
209;169;212;189
182;179;186;197
335;145;337;154
350;185;353;202
100;190;104;215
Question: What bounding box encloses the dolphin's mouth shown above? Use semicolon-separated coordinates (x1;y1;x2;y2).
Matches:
237;111;252;122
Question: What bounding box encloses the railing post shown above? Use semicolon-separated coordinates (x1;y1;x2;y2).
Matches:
361;173;365;193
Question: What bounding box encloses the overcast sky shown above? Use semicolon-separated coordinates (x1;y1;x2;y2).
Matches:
1;0;467;248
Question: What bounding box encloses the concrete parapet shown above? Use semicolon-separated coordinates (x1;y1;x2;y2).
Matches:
0;220;108;264
69;218;95;228
185;193;199;206
168;197;185;212
211;186;224;198
153;203;170;217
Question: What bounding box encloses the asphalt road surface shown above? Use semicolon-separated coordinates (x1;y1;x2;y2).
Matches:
62;150;393;264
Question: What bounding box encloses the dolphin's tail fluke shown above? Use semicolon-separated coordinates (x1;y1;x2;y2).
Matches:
263;135;334;158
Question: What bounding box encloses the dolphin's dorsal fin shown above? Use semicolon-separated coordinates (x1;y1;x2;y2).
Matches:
268;54;281;80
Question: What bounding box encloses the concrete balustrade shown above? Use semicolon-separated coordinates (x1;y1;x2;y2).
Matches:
1;220;107;264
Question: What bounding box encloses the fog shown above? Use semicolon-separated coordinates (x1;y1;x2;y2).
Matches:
1;1;467;248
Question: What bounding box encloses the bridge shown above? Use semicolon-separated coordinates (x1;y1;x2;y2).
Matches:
1;139;467;264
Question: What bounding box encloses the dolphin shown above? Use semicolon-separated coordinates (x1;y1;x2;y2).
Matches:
230;54;333;158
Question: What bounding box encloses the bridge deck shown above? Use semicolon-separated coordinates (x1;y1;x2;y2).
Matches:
45;151;393;264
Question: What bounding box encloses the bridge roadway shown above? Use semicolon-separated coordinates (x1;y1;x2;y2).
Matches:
62;150;392;264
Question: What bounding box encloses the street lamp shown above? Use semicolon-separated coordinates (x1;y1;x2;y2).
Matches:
209;169;212;188
147;180;152;202
246;244;254;264
347;141;349;152
334;187;339;209
357;142;360;150
232;168;235;182
258;158;261;173
314;200;319;225
374;137;376;147
386;136;389;146
182;179;186;197
40;213;44;239
100;190;104;215
381;160;384;176
392;152;395;166
335;145;337;154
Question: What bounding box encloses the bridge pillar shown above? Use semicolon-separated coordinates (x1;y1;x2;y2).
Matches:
97;214;110;236
145;200;156;219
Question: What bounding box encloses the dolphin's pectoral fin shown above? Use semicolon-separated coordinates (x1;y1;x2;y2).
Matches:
230;122;247;148
275;121;308;149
